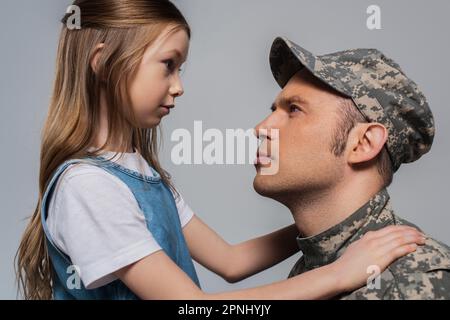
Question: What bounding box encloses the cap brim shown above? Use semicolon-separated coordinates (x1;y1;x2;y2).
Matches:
269;37;318;88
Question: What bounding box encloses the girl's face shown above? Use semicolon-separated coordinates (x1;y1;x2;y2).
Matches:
129;25;190;128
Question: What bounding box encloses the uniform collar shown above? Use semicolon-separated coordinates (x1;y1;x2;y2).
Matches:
295;188;391;270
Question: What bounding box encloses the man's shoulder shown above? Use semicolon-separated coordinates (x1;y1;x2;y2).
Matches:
391;215;450;274
389;236;450;299
341;236;450;300
393;236;450;273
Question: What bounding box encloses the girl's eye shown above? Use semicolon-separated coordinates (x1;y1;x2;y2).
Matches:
163;59;175;72
289;105;301;113
178;63;185;74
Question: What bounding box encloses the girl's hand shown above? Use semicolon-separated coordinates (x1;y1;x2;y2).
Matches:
330;225;426;293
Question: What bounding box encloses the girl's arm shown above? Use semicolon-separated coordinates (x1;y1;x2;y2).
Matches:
114;224;425;299
182;216;299;283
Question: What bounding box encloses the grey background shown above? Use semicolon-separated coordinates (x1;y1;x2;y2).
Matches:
1;0;449;299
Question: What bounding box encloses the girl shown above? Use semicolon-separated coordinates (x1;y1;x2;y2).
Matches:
16;0;425;300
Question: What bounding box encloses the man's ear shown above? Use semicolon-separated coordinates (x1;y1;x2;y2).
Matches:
347;122;388;165
90;43;105;75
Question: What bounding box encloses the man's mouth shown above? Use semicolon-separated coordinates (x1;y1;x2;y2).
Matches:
254;151;272;165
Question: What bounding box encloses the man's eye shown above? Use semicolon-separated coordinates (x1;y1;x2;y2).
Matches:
289;105;301;113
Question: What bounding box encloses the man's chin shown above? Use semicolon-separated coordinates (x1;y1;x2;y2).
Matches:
253;175;278;198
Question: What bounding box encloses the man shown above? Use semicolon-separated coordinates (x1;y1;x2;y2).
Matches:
253;37;450;299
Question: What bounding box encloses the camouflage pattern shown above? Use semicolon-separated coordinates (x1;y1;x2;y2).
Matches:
270;37;435;172
288;189;450;299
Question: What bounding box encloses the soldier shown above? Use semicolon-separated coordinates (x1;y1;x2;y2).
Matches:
253;37;450;299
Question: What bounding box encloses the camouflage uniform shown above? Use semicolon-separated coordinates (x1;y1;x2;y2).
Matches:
269;38;450;299
288;189;450;299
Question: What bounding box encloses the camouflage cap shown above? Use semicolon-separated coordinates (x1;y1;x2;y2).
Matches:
269;37;435;172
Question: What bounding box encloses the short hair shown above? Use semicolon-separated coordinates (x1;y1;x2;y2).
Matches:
331;97;394;188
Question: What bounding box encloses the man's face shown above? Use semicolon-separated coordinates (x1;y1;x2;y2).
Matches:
253;69;346;201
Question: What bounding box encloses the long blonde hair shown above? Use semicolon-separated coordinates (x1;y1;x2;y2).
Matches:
15;0;190;300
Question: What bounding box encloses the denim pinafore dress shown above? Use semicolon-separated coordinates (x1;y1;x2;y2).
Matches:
40;155;200;299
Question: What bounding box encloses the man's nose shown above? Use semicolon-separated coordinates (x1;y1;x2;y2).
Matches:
254;117;275;140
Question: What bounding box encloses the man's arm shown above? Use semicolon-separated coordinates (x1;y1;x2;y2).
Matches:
182;215;299;282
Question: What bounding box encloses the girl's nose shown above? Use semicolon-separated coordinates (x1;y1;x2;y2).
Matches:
170;85;184;97
169;76;184;97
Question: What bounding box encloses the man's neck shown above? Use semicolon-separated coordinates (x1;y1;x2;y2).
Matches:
288;176;383;238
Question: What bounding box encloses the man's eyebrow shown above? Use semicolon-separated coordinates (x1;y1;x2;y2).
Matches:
271;95;309;111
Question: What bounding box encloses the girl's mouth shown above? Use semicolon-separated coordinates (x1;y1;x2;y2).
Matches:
160;104;175;115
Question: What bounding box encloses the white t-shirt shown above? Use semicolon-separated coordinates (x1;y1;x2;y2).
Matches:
46;148;194;289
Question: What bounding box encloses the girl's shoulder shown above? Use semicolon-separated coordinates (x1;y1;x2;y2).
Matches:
53;161;129;199
47;162;138;228
60;161;106;180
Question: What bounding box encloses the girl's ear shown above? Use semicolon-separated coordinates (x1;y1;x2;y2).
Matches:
90;43;105;75
347;122;388;165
